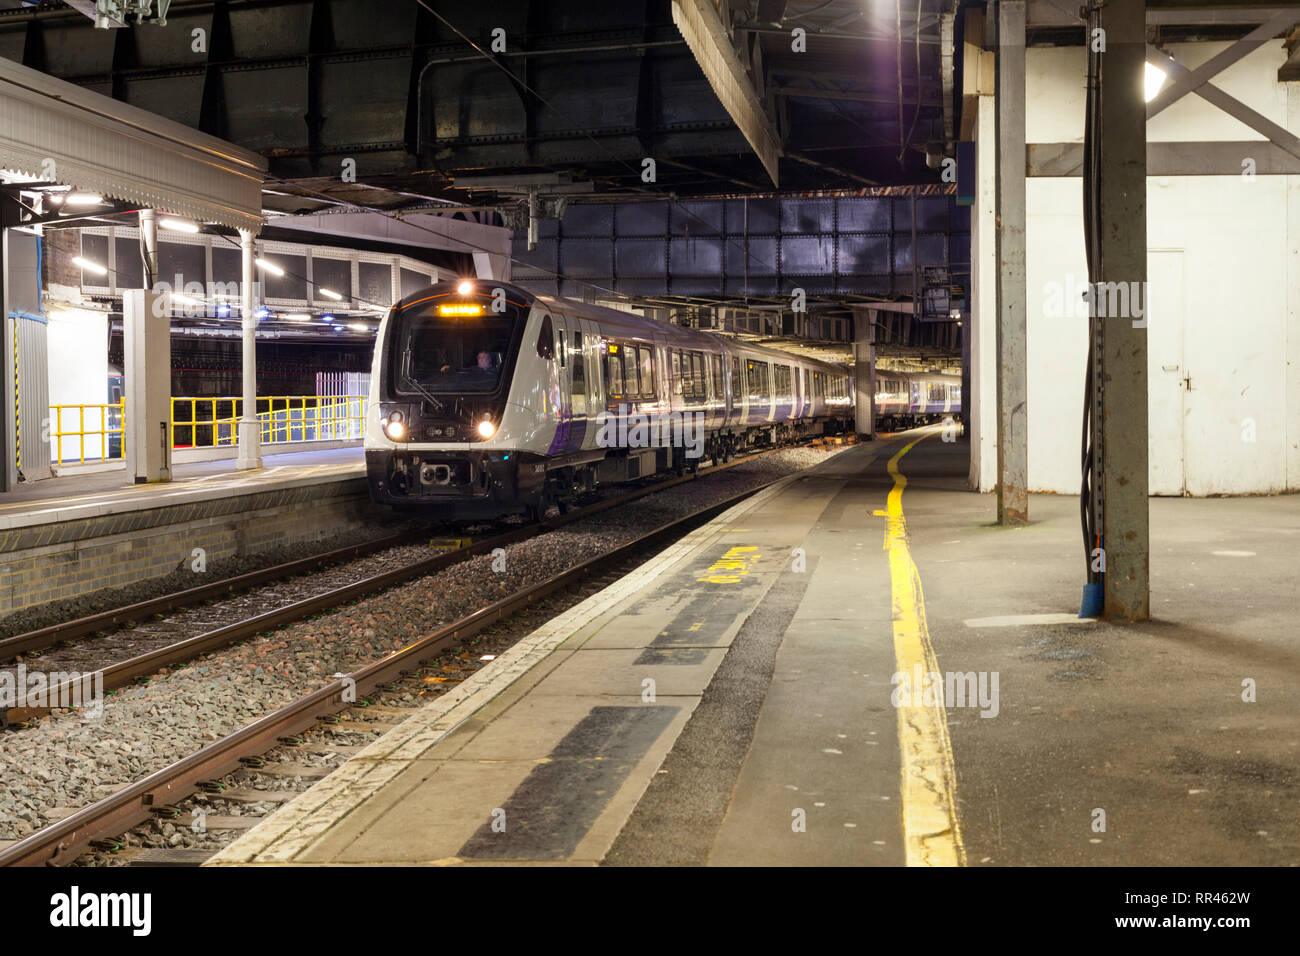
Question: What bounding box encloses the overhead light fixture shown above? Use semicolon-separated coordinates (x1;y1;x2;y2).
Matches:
64;193;104;206
160;217;199;233
255;258;285;277
284;313;311;322
1144;61;1167;103
319;288;343;301
321;315;334;323
171;293;202;306
72;256;108;277
348;323;370;332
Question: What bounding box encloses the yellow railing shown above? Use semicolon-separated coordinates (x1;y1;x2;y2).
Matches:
49;395;367;462
50;402;124;464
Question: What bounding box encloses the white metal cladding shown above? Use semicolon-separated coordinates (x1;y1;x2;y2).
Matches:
0;58;266;233
14;312;50;481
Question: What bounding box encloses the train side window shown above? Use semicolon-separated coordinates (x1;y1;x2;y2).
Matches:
537;315;554;360
624;347;641;397
689;352;704;401
671;350;683;395
638;345;655;399
730;359;742;404
571;332;586;409
605;346;625;397
747;360;769;402
711;355;723;400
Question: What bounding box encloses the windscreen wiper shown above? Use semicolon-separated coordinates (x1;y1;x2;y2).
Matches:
400;347;445;411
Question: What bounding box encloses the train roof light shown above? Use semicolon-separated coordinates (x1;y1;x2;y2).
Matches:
72;256;108;277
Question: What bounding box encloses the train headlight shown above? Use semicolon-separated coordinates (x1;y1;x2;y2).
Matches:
384;410;406;440
477;420;496;439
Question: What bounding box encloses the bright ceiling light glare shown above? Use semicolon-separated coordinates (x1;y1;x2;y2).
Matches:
1144;61;1167;103
348;323;370;332
319;288;343;300
321;314;334;323
72;256;108;277
171;293;202;306
64;193;103;206
284;313;311;322
457;280;473;295
255;257;285;277
477;420;496;439
160;217;199;233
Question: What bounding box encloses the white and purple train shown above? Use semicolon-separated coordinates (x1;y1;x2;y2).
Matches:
872;370;962;431
365;280;854;517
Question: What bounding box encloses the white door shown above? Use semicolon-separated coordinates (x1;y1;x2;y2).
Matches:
1147;249;1186;495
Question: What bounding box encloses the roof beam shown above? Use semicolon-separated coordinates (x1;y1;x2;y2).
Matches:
1145;9;1300;118
671;0;783;187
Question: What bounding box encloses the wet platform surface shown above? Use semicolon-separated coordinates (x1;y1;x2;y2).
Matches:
209;430;1299;866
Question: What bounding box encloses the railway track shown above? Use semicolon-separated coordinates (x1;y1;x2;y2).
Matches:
0;450;822;867
0;442;820;727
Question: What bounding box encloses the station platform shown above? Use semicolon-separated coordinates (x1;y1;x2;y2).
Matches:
209;431;1299;867
0;446;363;531
0;447;369;618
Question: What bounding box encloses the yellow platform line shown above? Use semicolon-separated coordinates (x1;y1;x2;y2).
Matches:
882;436;965;866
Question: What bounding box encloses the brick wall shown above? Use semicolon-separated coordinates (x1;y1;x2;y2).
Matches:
0;479;377;615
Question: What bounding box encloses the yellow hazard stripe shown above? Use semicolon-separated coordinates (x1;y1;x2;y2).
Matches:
883;436;965;866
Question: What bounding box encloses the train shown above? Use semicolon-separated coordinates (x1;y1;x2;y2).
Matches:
364;280;854;517
873;370;962;431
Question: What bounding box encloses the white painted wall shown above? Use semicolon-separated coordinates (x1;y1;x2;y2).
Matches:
979;41;1299;495
46;307;108;461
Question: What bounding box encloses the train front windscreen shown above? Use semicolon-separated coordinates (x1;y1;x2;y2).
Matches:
390;303;519;396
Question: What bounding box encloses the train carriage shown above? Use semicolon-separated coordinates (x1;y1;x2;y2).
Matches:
364;279;853;517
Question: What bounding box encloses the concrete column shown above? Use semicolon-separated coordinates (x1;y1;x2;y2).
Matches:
123;289;172;483
994;0;1028;523
139;209;158;288
1097;0;1150;620
853;307;877;439
236;229;261;470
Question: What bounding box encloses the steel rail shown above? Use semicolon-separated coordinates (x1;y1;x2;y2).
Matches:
0;527;432;663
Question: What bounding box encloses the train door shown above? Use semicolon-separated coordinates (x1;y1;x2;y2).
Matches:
544;313;570;454
568;324;590;452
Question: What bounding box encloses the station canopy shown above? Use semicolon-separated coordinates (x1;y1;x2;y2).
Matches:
0;57;265;233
